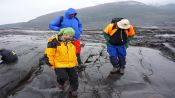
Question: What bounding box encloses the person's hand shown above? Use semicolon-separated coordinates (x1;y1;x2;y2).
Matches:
75;65;86;73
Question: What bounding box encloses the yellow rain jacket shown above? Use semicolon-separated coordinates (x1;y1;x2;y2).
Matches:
45;35;77;68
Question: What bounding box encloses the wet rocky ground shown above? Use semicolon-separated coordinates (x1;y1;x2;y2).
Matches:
0;28;175;98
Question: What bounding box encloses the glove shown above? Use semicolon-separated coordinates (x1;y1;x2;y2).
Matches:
75;65;86;73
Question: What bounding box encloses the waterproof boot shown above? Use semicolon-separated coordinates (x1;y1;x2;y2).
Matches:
119;68;125;75
70;91;78;97
0;55;3;64
58;80;70;92
58;84;64;91
110;67;120;74
0;60;3;64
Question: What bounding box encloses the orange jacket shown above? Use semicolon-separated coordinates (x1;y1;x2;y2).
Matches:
103;23;135;37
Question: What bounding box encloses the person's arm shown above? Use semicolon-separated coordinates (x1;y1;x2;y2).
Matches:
75;17;83;33
127;25;136;43
103;24;113;41
127;25;135;37
45;38;57;67
103;33;110;41
124;25;136;48
78;21;82;33
49;16;62;31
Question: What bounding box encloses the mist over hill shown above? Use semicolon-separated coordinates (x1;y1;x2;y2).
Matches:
0;1;175;30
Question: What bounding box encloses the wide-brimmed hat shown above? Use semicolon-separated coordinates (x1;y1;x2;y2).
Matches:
117;19;131;29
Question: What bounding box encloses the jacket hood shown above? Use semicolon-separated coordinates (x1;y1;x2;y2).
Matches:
64;8;77;18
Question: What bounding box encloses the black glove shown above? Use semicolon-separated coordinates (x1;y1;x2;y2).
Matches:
75;65;86;73
39;55;51;66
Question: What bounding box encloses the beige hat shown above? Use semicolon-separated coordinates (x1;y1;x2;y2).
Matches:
117;19;131;29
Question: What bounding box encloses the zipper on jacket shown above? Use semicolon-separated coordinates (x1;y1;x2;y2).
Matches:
66;42;70;67
66;46;68;53
121;30;123;42
64;42;69;53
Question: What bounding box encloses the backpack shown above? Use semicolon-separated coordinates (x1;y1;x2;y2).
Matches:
111;18;123;30
111;18;123;23
0;49;18;63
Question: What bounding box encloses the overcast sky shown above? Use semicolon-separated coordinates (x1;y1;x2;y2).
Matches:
0;0;175;25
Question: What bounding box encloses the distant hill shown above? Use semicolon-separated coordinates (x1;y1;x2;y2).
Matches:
160;4;175;11
0;1;175;30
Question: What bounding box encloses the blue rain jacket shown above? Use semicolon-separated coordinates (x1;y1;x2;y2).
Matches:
49;8;82;40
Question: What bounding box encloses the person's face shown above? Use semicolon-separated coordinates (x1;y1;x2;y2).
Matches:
62;34;74;40
69;14;76;18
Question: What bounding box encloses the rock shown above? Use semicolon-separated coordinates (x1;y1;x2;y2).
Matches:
0;34;47;98
1;29;175;98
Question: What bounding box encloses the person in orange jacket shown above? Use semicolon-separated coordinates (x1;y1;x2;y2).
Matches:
103;19;135;74
45;27;78;96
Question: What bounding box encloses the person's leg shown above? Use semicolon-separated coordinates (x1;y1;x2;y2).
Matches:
107;44;120;73
54;68;70;91
67;67;79;96
117;46;126;74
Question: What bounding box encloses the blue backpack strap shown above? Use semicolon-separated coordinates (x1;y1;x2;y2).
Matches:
59;16;64;26
60;16;79;25
74;17;80;23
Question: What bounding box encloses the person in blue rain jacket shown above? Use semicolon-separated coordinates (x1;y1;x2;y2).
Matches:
49;8;84;70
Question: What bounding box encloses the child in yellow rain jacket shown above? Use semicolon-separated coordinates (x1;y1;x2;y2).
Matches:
45;27;78;96
103;19;135;75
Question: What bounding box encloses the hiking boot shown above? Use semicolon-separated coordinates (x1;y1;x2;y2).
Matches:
58;81;70;92
110;67;120;74
120;68;125;75
70;91;78;97
0;60;3;64
58;84;64;91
